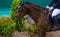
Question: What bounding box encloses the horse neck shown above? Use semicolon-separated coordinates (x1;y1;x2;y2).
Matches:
26;5;44;23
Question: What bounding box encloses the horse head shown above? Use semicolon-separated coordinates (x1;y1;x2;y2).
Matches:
15;3;28;23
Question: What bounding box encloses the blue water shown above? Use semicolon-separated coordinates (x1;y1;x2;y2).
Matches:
0;8;10;17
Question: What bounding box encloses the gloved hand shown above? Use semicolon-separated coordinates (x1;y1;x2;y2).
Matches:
46;6;53;11
49;7;53;11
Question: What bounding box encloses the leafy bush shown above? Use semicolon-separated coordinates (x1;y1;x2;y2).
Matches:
0;17;16;37
16;18;27;32
0;17;26;37
10;0;26;32
10;0;21;20
27;24;38;36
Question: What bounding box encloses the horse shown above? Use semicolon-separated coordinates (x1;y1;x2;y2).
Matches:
15;2;60;37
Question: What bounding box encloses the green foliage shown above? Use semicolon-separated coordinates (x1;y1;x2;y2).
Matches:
0;17;27;37
0;17;38;37
16;18;27;32
10;0;21;20
0;17;16;37
10;0;26;32
27;24;38;36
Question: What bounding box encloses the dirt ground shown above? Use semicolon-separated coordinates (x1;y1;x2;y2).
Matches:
0;30;60;37
46;31;60;37
11;31;60;37
11;31;30;37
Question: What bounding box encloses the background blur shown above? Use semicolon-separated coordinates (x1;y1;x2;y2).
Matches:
0;0;12;9
0;0;12;16
0;0;52;16
22;0;52;8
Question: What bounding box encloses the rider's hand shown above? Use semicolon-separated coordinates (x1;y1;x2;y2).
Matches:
46;6;53;11
49;7;53;11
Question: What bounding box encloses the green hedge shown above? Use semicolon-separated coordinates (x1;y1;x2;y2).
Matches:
0;17;26;37
10;0;21;20
0;17;16;37
10;0;26;32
